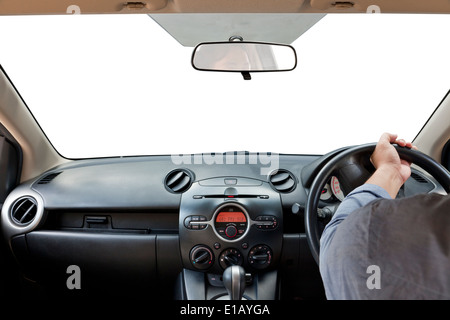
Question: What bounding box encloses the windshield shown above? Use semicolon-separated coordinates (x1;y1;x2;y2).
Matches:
0;14;449;158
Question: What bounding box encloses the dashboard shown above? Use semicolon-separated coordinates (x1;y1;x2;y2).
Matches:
0;151;440;299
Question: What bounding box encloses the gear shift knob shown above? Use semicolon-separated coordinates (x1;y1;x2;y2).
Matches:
223;265;246;300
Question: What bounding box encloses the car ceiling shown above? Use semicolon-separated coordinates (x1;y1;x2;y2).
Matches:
0;0;449;15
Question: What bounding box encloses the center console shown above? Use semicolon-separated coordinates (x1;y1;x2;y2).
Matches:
177;176;283;300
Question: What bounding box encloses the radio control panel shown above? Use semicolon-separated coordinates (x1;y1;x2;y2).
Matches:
178;177;283;274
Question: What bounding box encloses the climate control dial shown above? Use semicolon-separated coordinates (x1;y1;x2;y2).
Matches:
219;248;243;269
248;245;272;270
190;245;214;270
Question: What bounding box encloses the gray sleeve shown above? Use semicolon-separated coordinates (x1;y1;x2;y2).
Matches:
318;183;391;299
319;184;391;263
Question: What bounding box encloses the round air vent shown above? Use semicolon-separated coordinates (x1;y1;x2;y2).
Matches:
268;169;296;193
164;169;194;193
10;196;38;226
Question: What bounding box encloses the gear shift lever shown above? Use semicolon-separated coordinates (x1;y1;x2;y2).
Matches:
223;265;246;300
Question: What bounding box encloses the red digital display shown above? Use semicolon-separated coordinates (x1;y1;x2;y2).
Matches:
216;211;246;223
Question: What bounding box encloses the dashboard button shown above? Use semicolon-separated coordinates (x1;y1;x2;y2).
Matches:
184;216;192;228
254;216;278;230
185;215;208;230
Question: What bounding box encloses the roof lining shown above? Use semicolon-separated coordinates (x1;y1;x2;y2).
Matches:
0;0;449;15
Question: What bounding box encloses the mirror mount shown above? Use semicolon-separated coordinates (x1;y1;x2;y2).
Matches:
241;71;251;80
230;36;251;80
229;35;244;42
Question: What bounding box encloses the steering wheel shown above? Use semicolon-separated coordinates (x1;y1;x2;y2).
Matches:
305;143;450;265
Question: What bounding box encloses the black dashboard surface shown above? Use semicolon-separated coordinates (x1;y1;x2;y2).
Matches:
30;153;316;211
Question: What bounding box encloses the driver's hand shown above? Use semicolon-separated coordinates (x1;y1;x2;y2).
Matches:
367;132;417;198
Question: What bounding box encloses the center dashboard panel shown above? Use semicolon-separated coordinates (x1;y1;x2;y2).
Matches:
179;176;283;275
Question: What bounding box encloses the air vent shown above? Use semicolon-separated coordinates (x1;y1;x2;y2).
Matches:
410;172;428;184
37;172;61;184
10;196;38;226
268;169;296;193
164;169;194;193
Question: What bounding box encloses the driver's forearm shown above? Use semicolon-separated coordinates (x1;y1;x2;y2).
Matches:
319;184;390;270
365;166;405;199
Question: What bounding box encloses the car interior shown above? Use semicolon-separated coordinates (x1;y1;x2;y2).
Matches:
0;0;449;301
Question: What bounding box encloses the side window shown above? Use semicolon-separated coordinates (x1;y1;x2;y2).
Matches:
442;139;450;171
0;125;21;204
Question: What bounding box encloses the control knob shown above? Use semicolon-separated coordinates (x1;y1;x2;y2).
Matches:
190;245;214;270
248;245;272;270
219;248;243;269
225;225;238;238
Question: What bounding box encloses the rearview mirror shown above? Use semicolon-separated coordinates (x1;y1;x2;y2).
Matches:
192;41;297;78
